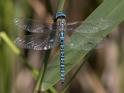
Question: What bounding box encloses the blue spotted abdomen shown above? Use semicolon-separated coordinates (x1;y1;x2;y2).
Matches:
59;31;65;84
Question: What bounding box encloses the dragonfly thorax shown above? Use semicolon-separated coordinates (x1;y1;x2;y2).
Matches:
56;18;66;32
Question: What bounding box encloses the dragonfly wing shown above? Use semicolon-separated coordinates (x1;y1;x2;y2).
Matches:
14;18;55;33
66;21;100;35
65;32;104;51
65;18;114;50
66;18;114;51
66;21;82;35
66;18;114;34
14;34;59;50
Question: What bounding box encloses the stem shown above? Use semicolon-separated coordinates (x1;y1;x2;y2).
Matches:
0;32;20;55
48;87;58;93
34;50;57;93
56;0;66;12
0;31;39;79
20;55;39;79
40;50;51;87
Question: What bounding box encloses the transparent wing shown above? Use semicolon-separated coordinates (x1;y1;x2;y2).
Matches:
66;21;82;31
14;34;59;50
65;33;103;51
66;21;100;36
66;32;109;51
14;17;114;34
65;18;114;50
14;17;81;34
66;21;82;35
14;18;55;33
66;18;114;34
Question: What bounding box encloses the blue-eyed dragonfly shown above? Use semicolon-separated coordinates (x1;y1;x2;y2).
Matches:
15;12;75;84
14;12;114;84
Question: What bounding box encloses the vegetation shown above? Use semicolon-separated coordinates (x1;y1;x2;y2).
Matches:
0;0;124;93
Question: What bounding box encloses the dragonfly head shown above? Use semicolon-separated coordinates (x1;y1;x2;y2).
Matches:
54;12;66;22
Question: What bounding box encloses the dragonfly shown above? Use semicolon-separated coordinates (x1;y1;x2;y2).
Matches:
15;12;80;84
14;12;113;84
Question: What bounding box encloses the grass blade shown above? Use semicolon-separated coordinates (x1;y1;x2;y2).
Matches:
40;0;124;91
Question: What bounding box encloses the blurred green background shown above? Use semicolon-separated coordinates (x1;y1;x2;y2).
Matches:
0;0;124;93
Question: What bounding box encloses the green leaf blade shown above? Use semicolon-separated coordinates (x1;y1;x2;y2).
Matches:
40;0;124;91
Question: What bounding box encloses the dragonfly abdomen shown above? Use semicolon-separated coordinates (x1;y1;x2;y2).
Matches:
59;31;65;84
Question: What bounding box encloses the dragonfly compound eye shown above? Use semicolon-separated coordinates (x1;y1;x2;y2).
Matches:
55;12;66;19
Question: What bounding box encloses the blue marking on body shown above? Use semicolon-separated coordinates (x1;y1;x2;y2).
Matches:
61;70;65;73
60;50;64;53
61;67;64;69
60;59;64;61
60;56;64;58
61;52;64;56
55;12;66;84
61;24;64;31
61;73;64;76
61;56;64;58
55;12;66;18
61;64;64;67
60;44;64;47
59;31;65;84
60;51;64;54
